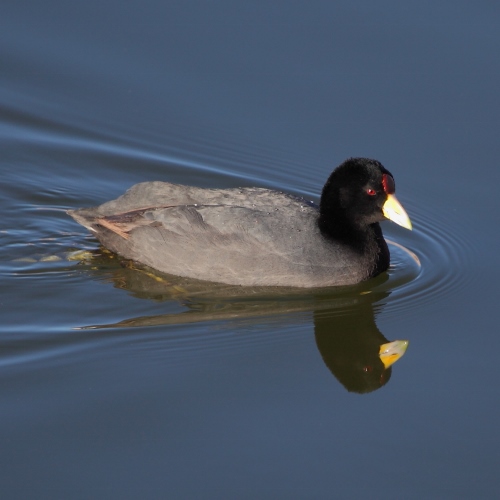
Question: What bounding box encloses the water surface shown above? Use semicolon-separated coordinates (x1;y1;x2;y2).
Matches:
1;1;499;498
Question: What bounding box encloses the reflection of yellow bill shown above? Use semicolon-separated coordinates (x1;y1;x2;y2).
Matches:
383;194;412;230
379;340;409;368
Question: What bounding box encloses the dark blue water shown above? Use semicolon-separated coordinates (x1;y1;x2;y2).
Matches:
1;1;499;498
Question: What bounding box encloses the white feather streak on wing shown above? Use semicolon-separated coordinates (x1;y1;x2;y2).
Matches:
95;218;131;239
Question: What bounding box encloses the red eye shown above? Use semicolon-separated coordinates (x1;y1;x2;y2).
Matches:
366;188;376;196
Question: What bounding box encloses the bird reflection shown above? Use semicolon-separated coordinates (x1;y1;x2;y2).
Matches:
74;249;408;393
313;300;407;393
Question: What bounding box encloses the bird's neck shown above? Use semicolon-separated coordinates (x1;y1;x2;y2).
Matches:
318;215;389;270
318;204;367;247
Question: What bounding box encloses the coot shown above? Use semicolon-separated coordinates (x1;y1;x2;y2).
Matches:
68;158;411;287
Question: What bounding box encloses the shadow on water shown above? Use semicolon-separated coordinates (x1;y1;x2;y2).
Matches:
75;250;409;394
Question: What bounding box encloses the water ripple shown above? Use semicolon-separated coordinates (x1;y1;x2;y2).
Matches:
378;197;475;318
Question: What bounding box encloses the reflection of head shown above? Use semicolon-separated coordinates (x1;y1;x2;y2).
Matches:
313;291;405;394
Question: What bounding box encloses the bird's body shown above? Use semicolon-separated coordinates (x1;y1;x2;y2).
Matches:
68;158;411;288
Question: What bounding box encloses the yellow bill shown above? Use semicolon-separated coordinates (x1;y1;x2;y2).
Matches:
383;194;412;230
379;340;409;369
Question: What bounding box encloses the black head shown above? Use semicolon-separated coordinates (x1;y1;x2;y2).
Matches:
319;158;410;239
